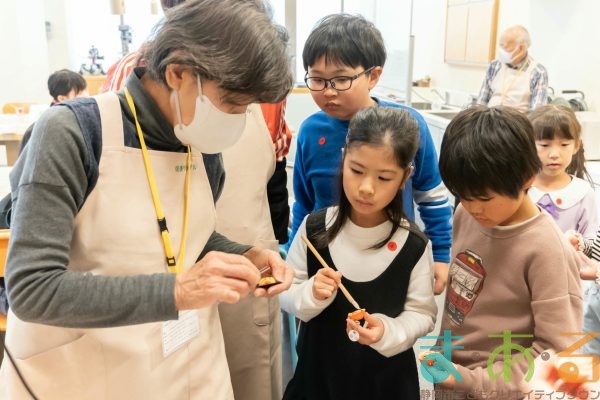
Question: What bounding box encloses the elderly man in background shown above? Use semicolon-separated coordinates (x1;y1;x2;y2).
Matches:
477;25;548;112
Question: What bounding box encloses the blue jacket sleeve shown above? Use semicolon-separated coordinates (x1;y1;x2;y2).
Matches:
410;111;453;263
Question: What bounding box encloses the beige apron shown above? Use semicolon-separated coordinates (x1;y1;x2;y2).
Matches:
216;103;282;400
488;58;538;112
0;93;233;399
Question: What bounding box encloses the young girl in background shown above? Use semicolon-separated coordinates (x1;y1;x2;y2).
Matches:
279;106;437;400
529;105;600;358
528;104;598;237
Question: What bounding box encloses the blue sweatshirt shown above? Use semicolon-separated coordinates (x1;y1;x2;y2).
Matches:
289;98;452;263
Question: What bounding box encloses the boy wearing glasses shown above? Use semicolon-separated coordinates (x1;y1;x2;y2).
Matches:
290;14;453;294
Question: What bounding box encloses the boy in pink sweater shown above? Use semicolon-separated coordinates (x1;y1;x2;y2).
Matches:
427;106;583;399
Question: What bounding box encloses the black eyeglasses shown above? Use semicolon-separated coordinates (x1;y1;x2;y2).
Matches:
304;66;375;92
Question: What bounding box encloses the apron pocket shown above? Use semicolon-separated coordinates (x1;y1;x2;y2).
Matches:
7;334;105;400
252;296;270;326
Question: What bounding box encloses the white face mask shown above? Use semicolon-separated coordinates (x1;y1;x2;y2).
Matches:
171;76;247;154
497;47;516;65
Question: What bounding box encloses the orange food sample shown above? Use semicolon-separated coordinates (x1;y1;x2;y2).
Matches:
347;308;366;321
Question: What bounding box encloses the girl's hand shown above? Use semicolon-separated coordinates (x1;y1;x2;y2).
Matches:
577;251;599;281
345;312;384;345
312;268;342;300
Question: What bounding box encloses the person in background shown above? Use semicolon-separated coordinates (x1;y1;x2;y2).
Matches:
214;96;292;400
281;106;436;399
0;1;294;399
48;68;88;105
20;69;88;151
477;25;548;112
528;105;599;362
104;0;294;398
429;106;581;399
289;14;452;295
528;104;597;237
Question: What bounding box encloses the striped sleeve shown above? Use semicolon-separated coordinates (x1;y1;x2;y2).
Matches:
260;101;292;161
588;230;600;262
101;51;141;93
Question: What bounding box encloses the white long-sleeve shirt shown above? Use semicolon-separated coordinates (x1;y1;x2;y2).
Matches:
279;207;437;358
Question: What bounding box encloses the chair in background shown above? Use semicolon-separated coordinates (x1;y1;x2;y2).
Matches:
0;230;9;365
2;103;32;114
0;229;8;329
83;75;107;96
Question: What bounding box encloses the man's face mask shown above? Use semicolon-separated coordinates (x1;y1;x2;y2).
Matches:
498;46;518;65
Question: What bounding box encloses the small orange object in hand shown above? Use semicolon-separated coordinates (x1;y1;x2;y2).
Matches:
347;308;366;321
346;308;367;342
257;267;281;289
427;359;435;367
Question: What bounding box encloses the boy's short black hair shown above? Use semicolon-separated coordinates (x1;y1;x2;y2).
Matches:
439;106;541;199
302;14;386;71
47;69;87;100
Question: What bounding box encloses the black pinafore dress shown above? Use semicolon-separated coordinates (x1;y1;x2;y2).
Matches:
283;209;427;400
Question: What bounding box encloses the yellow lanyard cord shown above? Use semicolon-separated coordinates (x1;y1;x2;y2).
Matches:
124;88;191;274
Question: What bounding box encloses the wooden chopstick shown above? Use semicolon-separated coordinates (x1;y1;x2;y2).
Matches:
258;266;271;275
301;235;361;310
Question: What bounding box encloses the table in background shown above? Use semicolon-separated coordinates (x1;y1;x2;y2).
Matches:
0;114;29;166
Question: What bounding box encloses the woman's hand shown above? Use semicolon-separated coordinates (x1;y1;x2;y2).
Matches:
174;251;261;310
312;268;342;300
345;312;384;345
243;247;295;297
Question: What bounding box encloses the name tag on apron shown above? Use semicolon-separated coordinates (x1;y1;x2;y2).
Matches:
162;310;200;357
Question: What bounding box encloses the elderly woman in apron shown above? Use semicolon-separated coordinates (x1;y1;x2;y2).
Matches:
0;1;294;399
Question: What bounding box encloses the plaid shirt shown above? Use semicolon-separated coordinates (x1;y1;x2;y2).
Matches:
477;57;548;111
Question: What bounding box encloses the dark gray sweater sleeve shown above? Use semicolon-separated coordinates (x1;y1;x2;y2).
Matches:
200;232;252;260
6;106;178;328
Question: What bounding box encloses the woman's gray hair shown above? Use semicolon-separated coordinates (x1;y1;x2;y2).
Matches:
143;0;293;104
